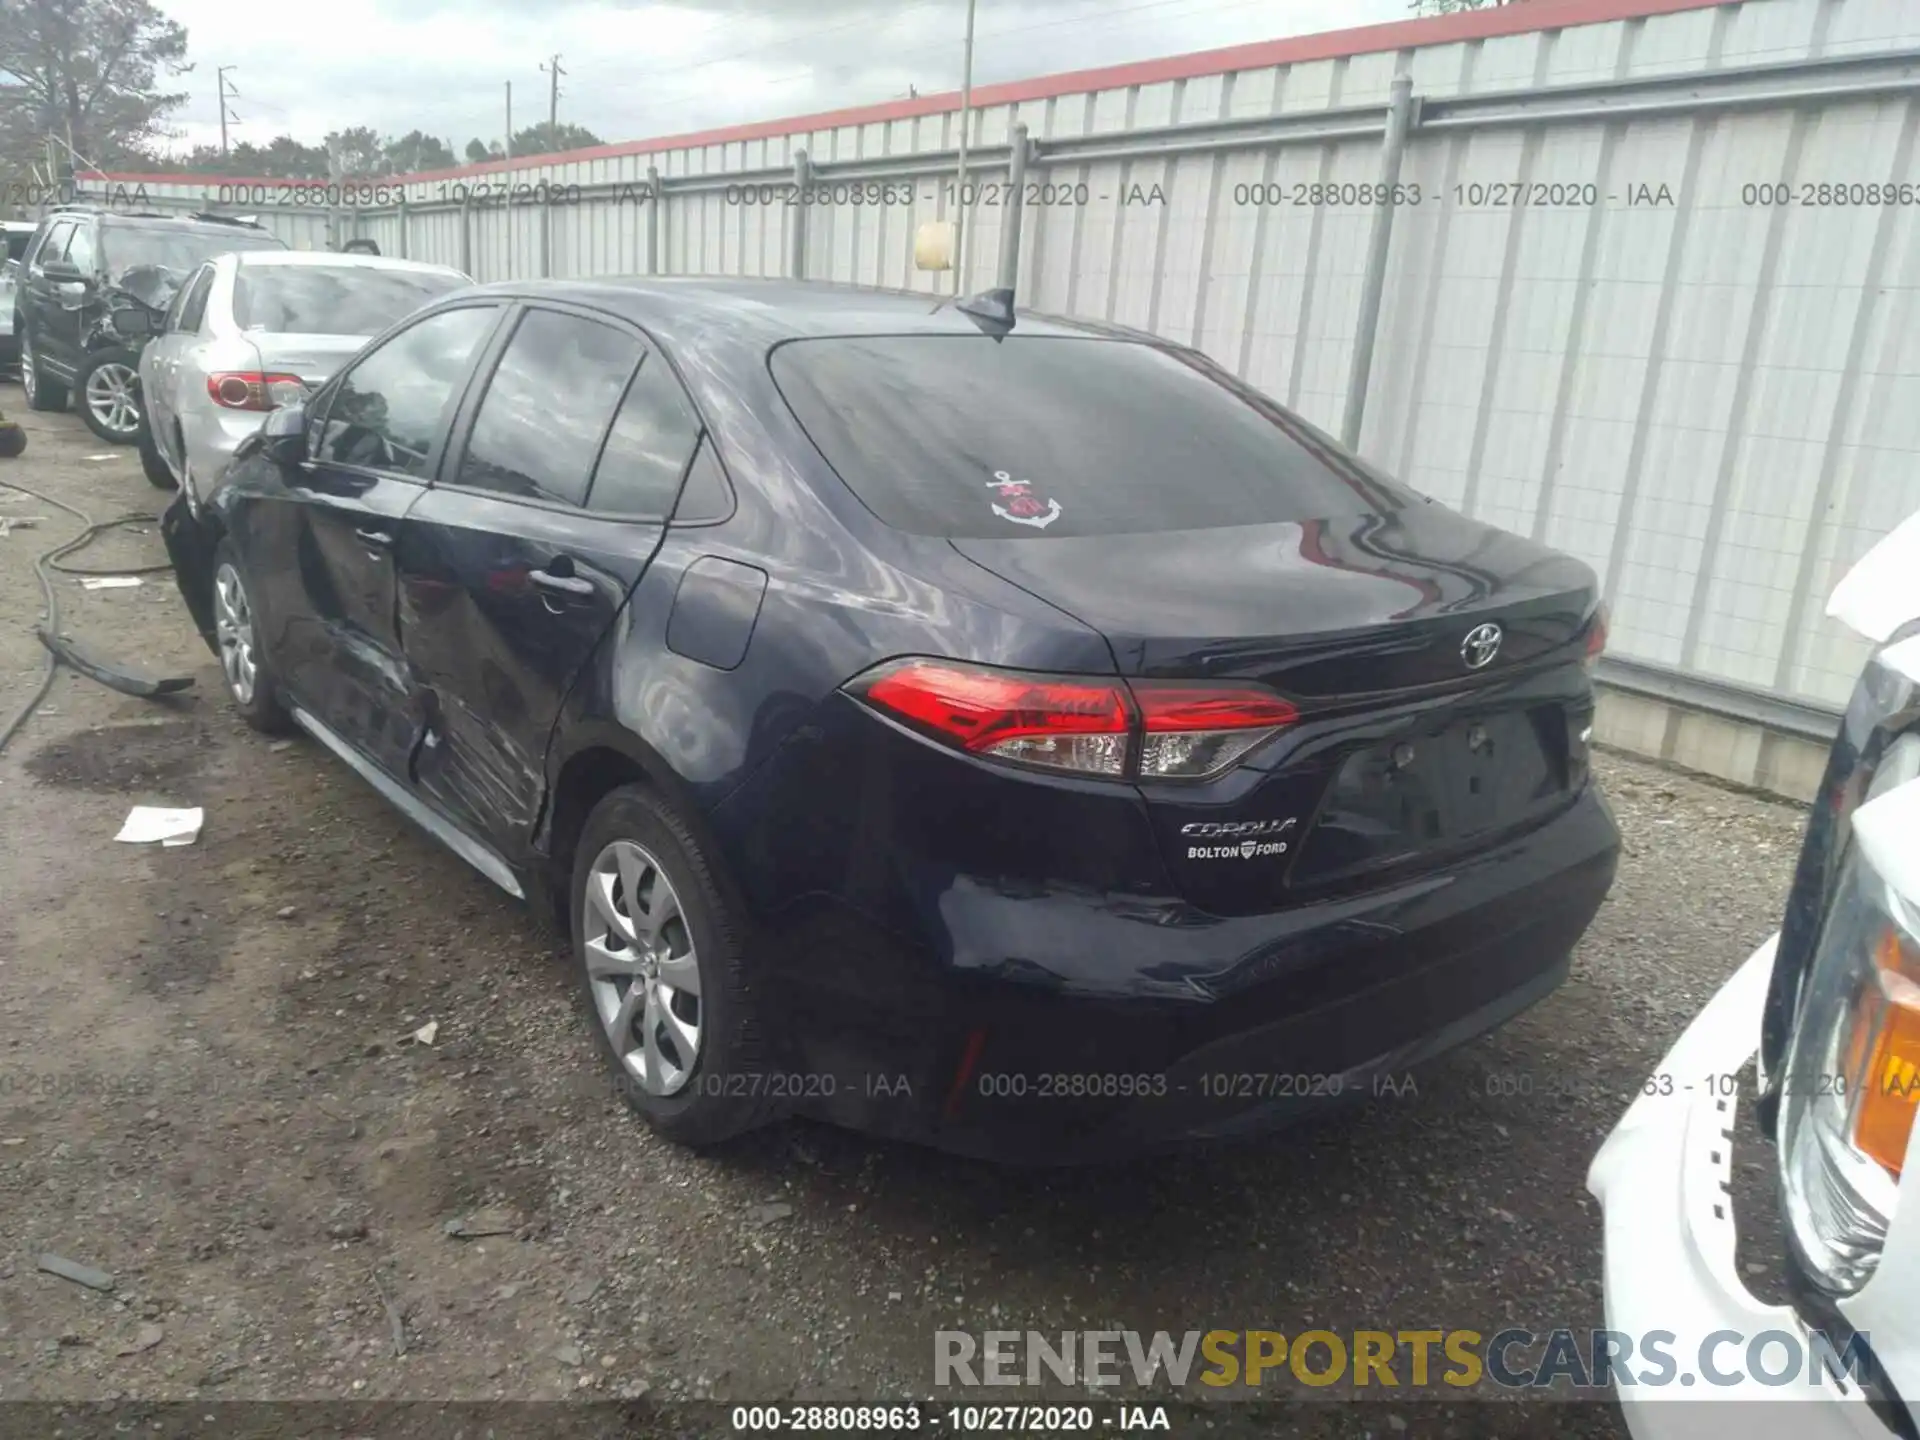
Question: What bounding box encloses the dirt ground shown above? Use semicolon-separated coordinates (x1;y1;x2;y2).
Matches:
0;383;1814;1433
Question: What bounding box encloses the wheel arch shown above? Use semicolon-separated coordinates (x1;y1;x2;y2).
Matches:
536;727;734;938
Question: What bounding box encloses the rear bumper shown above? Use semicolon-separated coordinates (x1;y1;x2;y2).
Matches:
182;409;266;500
1588;938;1899;1440
749;782;1618;1162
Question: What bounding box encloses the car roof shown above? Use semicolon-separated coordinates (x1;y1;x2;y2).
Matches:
453;276;1138;348
232;250;465;276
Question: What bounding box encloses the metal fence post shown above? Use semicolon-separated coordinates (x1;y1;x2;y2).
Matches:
540;176;553;279
789;149;811;280
460;190;473;278
647;164;662;275
1340;72;1416;451
997;123;1031;292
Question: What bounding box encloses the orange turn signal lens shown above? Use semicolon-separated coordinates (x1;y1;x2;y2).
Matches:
1852;929;1920;1177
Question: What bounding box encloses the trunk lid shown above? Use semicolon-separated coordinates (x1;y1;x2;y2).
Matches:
952;503;1601;915
246;332;371;390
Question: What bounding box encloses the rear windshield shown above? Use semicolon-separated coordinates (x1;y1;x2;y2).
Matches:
769;334;1402;539
100;222;283;280
233;265;468;336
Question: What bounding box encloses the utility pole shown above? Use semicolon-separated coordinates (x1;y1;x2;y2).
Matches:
541;54;565;146
217;66;240;155
952;0;977;295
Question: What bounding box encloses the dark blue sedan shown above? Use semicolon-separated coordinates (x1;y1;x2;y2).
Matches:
159;277;1619;1161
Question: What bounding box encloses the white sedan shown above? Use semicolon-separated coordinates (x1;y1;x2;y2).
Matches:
1591;513;1920;1438
137;249;470;500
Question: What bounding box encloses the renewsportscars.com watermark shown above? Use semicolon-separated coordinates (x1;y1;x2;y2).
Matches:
934;1328;1873;1392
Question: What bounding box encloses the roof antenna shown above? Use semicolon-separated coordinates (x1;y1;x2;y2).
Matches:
956;286;1015;338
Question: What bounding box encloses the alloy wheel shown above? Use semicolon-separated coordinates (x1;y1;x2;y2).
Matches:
20;338;35;403
582;839;703;1096
212;562;258;705
84;361;139;437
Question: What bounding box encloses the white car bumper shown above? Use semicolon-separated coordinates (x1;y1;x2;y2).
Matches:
1588;936;1898;1439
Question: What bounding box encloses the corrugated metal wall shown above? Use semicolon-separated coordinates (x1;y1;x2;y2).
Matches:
82;0;1920;724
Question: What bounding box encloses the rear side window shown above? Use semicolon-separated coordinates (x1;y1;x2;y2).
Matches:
233;265;467;336
770;335;1403;538
175;267;215;333
588;353;704;518
455;308;642;507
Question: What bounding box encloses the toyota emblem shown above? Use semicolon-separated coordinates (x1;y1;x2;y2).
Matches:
1460;622;1503;670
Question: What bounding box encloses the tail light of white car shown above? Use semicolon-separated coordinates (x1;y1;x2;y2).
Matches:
1779;709;1920;1295
208;371;305;411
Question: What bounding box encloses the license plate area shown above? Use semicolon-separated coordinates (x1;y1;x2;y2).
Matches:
1290;707;1567;884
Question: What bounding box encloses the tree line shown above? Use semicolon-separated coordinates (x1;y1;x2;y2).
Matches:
0;0;601;189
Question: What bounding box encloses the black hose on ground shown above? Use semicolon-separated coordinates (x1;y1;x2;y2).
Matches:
0;477;176;755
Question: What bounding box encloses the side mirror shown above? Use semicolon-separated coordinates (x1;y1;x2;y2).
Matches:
260;399;308;465
40;259;85;284
110;308;154;339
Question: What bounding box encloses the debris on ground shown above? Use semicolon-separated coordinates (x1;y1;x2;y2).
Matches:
408;1019;439;1046
369;1268;408;1357
0;516;44;537
78;575;142;590
115;1324;165;1356
749;1202;795;1226
442;1207;520;1240
37;1253;116;1292
113;806;203;846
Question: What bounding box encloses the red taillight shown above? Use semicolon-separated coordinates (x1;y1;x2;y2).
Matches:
1583;605;1609;667
848;659;1295;780
208;371;305;411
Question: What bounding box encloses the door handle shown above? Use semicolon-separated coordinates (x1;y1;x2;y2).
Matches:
354;527;393;549
530;567;593;596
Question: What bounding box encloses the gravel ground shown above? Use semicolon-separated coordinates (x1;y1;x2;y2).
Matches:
0;383;1815;1433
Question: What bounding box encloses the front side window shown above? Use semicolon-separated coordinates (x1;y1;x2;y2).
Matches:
315;305;498;478
62;224;97;275
454;308;642;507
32;222;73;271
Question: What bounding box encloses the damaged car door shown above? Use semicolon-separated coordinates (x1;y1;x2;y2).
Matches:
275;302;503;775
393;303;700;851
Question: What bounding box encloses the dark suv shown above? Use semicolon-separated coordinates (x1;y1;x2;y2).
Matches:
13;207;285;442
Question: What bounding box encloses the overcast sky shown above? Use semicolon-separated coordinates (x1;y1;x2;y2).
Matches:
150;0;1411;161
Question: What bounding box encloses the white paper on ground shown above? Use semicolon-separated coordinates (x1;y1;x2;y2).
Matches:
79;576;142;590
84;453;121;461
115;806;204;845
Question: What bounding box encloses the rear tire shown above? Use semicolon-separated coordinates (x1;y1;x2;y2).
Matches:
570;783;779;1148
21;334;67;412
77;348;143;443
210;543;289;734
137;419;176;489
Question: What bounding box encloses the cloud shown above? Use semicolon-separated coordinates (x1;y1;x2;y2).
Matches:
155;0;1406;158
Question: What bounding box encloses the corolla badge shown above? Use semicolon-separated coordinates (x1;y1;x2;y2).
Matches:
986;470;1062;530
1183;817;1297;861
1460;622;1503;670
